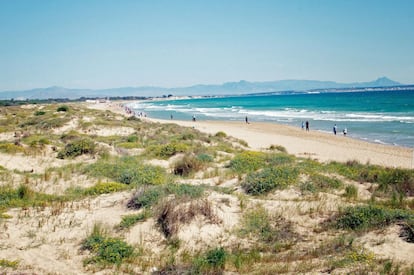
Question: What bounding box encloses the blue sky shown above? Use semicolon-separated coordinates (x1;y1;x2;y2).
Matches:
1;0;413;91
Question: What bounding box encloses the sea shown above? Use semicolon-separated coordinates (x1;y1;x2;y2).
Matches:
128;89;414;148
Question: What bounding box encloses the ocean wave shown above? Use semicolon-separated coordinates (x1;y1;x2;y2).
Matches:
130;102;414;123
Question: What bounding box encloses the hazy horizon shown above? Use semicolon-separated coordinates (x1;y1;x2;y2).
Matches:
1;1;413;91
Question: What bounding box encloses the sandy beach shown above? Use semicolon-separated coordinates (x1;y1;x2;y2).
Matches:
97;101;413;169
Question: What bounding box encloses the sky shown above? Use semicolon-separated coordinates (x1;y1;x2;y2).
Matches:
1;0;414;91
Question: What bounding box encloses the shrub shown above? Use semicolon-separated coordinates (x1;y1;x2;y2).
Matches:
239;206;298;247
83;182;128;196
242;167;299;195
126;135;138;143
146;142;188;158
197;153;214;163
378;168;414;196
86;157;168;186
119;211;150;229
173;154;204;177
0;143;25;154
335;205;414;231
156;198;220;238
344;185;358;199
0;259;19;268
229;151;267;173
269;144;287;153
266;153;294;166
57;105;69;112
34;110;46;116
192;247;227;273
82;224;133;266
165;184;205;199
127;186;165;209
306;173;343;191
57;138;96;159
215;131;227;138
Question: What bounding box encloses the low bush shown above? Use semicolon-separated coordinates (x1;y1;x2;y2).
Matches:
173;154;204;177
119;211;150;229
0;258;19;268
229;151;267;173
0;184;61;210
85;157;168;185
266;153;295;166
0;142;25;154
268;144;287;153
83;182;128;196
57;105;69;112
344;185;358;199
197;153;214;163
57;138;96;159
127;186;165;209
304;173;343;193
146;142;188;158
242;167;299;195
156;198;220;238
335;205;414;231
239;206;298;249
82;223;134;266
127;184;205;210
192;247;227;273
378;168;414;196
34;110;46;116
215;131;227;138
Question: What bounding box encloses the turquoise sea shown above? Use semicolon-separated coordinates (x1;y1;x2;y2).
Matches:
129;90;414;148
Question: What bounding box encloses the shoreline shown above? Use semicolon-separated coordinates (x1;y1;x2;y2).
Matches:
88;101;414;169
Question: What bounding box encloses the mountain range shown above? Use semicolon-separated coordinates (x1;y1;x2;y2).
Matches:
0;77;403;100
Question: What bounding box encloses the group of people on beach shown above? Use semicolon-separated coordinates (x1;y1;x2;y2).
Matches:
301;121;347;136
120;104;146;118
333;124;347;136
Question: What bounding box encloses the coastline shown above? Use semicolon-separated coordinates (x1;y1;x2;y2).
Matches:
88;101;413;169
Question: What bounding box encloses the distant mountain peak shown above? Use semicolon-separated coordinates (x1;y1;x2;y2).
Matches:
0;77;407;99
371;77;400;86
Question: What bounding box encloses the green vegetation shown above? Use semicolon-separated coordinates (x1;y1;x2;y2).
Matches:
239;206;298;252
118;211;150;229
146;142;189;158
127;184;206;210
191;247;227;273
57;138;96;159
0;184;62;210
172;154;204;176
242;166;299;195
34;110;46;116
57;105;69;112
0;142;25;154
0;259;19;268
229;151;267;173
335;204;414;231
85;156;168;185
82;223;134;266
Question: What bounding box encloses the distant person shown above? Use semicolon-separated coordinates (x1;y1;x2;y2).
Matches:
245;116;249;124
333;124;337;135
192;115;196;122
170;114;173;120
301;121;304;130
305;121;309;131
343;128;347;136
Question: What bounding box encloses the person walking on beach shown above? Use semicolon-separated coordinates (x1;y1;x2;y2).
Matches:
305;121;309;131
301;121;304;130
245;116;249;124
343;128;347;136
333;124;337;135
192;115;196;122
170;114;173;120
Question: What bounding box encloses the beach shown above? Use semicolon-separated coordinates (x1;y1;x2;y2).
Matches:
98;101;413;169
